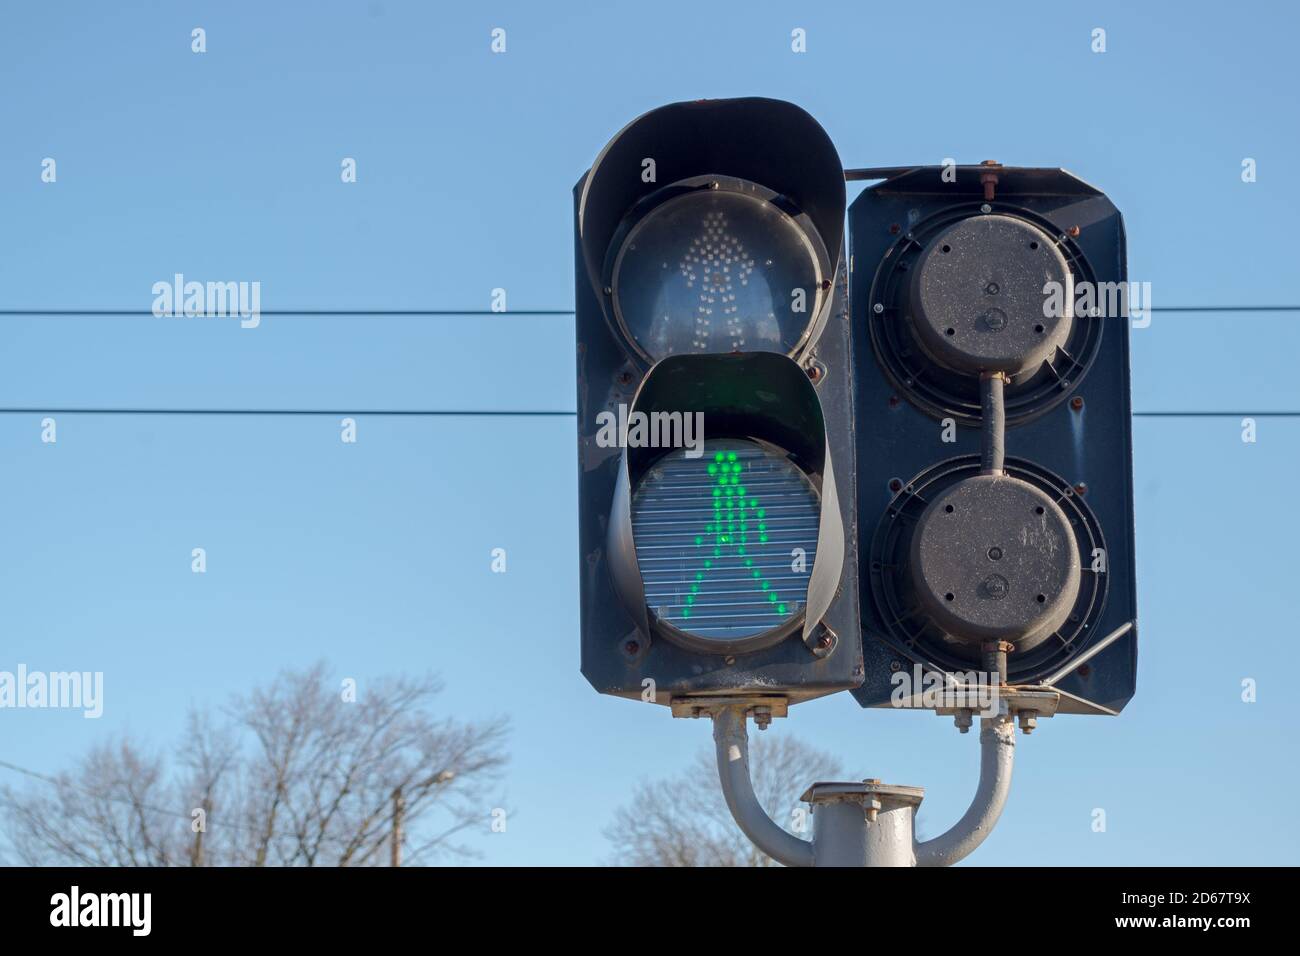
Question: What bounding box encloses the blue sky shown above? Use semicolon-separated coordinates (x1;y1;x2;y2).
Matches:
0;0;1297;865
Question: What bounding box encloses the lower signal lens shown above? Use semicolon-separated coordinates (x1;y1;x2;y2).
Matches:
630;438;819;642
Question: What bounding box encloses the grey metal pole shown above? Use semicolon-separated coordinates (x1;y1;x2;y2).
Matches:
710;706;1017;867
914;714;1016;867
803;781;924;866
711;706;814;868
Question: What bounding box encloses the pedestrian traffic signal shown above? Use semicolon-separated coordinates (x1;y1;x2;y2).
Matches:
575;98;863;706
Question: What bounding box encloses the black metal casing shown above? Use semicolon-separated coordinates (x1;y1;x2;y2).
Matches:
848;167;1138;715
575;230;862;704
573;98;864;705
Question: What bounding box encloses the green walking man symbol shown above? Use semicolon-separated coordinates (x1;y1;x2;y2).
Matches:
682;449;786;624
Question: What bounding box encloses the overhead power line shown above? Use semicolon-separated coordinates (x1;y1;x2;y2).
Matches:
0;757;270;838
0;408;1297;418
0;305;1298;317
0;309;573;317
0;408;573;417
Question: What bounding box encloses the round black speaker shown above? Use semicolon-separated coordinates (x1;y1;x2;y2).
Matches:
866;204;1103;425
868;455;1109;683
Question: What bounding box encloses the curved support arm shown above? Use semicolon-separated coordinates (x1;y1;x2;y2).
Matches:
914;716;1015;867
712;707;814;868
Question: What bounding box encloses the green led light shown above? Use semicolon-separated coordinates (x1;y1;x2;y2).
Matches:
643;441;814;637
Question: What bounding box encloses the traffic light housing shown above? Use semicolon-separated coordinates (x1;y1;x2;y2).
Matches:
574;98;863;706
848;166;1138;715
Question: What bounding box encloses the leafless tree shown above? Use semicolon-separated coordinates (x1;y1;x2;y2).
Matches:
1;663;507;866
603;733;843;866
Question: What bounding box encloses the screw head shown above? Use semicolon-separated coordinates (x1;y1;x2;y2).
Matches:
980;203;992;213
1070;396;1085;412
623;640;639;655
873;303;884;314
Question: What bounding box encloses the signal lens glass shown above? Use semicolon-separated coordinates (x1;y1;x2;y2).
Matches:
612;190;824;362
630;438;819;641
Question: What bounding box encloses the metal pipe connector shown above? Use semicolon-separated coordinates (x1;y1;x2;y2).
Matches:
711;706;814;868
914;715;1016;867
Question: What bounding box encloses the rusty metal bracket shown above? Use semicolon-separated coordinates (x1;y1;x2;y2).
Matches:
978;159;1002;201
931;685;1062;719
670;695;789;727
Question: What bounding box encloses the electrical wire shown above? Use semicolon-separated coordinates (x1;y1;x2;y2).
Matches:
0;305;1296;416
0;408;1296;418
0;305;1298;316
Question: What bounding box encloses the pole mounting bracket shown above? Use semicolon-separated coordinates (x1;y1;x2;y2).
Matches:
669;696;789;725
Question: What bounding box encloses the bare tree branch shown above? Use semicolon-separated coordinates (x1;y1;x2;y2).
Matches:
603;733;842;867
1;662;508;867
